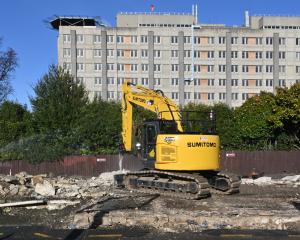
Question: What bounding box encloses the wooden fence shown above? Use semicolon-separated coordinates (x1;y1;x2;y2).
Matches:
0;151;299;177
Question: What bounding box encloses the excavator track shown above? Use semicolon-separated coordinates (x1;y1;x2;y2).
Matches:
209;171;241;195
115;170;210;200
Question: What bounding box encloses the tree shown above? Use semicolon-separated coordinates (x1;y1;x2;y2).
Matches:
0;101;32;147
30;65;88;133
270;83;300;149
233;92;277;150
0;38;18;103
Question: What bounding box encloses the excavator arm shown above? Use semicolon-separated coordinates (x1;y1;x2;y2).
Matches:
122;80;183;152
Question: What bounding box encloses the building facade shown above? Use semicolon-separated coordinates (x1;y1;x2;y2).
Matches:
51;12;300;107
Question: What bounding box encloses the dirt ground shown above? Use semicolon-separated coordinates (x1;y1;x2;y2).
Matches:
0;182;299;233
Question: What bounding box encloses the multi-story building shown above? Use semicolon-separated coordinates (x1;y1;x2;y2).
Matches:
50;11;300;107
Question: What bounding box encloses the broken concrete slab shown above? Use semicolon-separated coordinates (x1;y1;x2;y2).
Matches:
35;180;55;196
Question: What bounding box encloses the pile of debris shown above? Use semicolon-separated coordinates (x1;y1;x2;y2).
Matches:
242;175;300;187
0;170;126;200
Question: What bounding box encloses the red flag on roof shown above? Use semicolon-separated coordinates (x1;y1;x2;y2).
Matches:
151;4;154;12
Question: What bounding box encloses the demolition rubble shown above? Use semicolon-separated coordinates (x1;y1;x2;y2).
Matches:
0;172;299;232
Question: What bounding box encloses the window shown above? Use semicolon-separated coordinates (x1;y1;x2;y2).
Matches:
117;49;124;57
184;92;191;100
154;64;161;72
107;35;114;43
242;37;248;45
256;37;263;45
279;52;286;59
131;50;138;58
266;65;273;73
154;36;161;44
117;35;124;43
108;91;115;100
296;52;300;60
184;36;191;44
171;78;179;86
231;65;238;73
76;63;84;72
208;79;215;86
208;93;215;100
141;49;148;58
231;37;238;44
194;92;201;100
242;93;249;100
266;51;273;59
242;79;248;86
194;37;200;44
242;65;249;73
171;36;178;44
154;50;161;58
256;65;262;73
194;65;201;72
63;34;70;43
219;51;226;58
256;52;262;59
266;37;273;45
208;65;214;72
296;66;300;73
117;64;124;71
117;78;125;85
231;79;238;86
296;38;300;46
76;34;84;43
95;91;102;99
131;78;138;84
171;64;178;72
141;78;149;86
208;51;214;59
171;92;178;100
194;79;201;86
131;35;138;43
94;77;102;85
77;49;84;57
107;63;114;71
279;79;286;86
94;35;101;43
141;35;148;43
63;48;71;57
107;77;114;84
194;51;201;58
140;63;148;72
231;93;238;100
266;79;273;87
279;38;286;45
208;37;214;44
219;93;226;100
131;64;138;72
94;63;101;71
63;62;71;71
279;65;286;73
219;79;226;86
242;51;248;59
94;49;102;57
218;37;225;44
184;50;191;58
231;51;238;59
154;78;161;86
219;65;226;72
184;64;191;72
107;49;114;57
256;79;262;86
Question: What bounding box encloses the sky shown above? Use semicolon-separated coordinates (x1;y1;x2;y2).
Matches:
1;0;300;107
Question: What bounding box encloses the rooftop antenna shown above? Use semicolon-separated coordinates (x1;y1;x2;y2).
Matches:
245;10;250;27
192;5;195;16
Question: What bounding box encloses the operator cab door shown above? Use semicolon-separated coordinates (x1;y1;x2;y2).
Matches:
142;122;158;167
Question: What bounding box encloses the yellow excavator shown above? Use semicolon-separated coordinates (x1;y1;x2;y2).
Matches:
115;81;240;199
